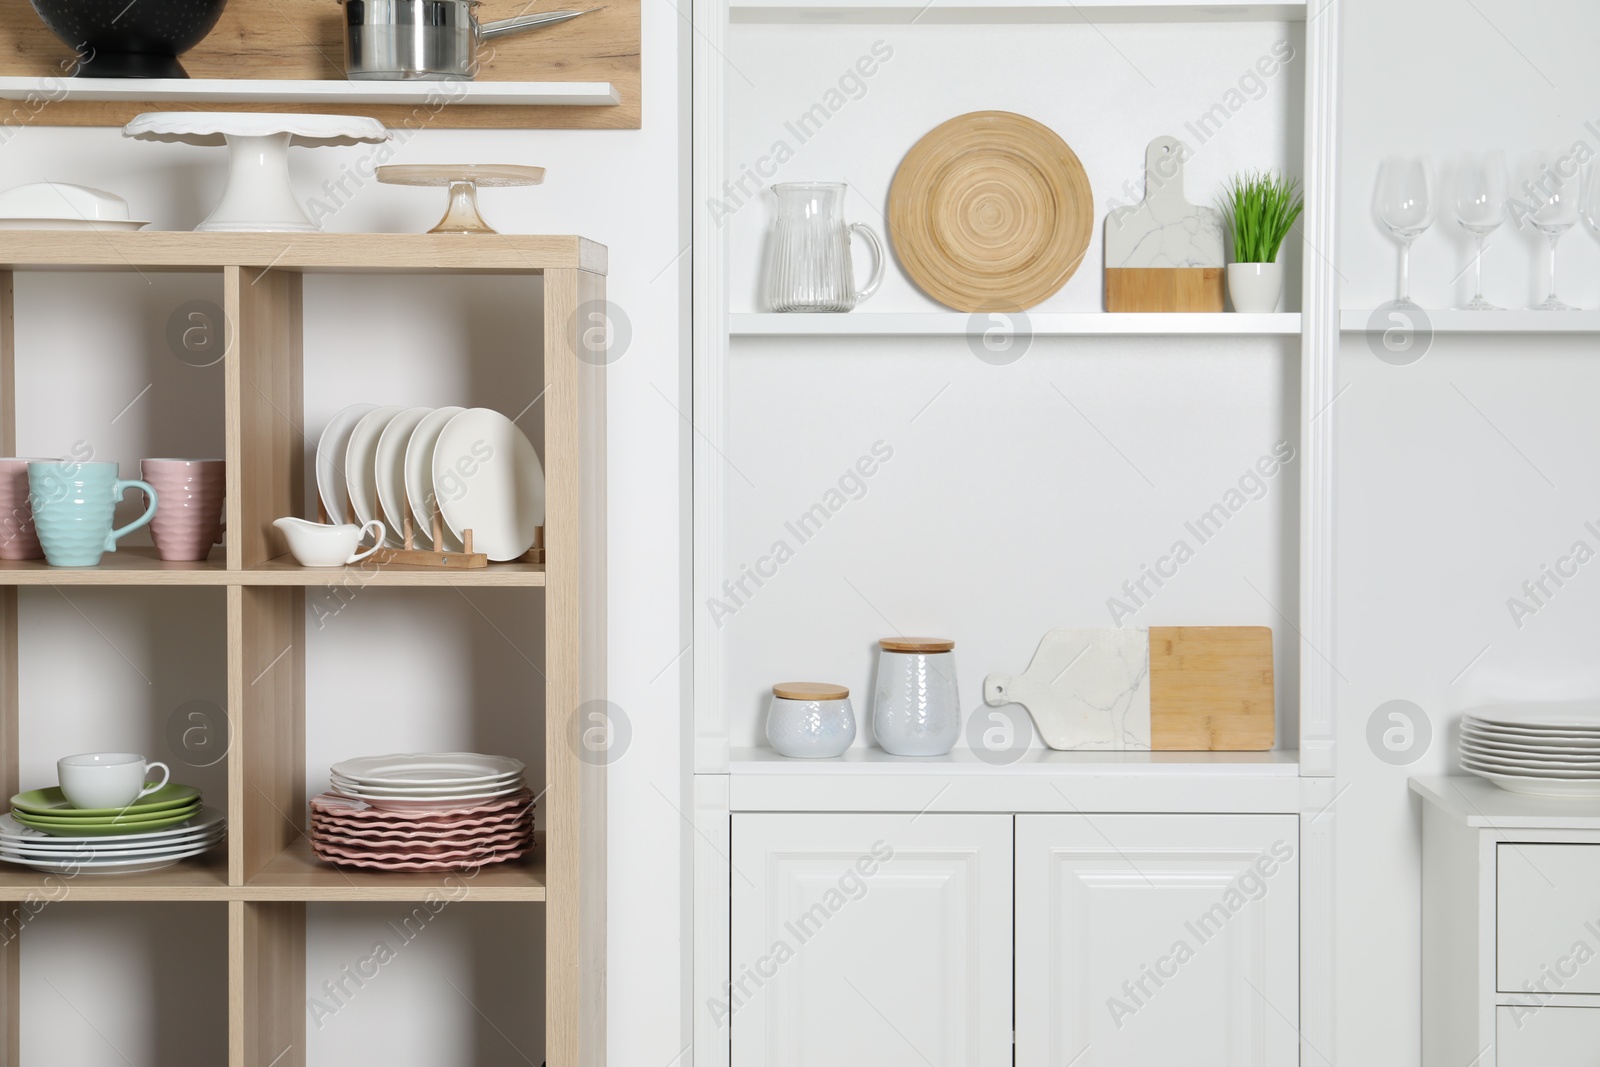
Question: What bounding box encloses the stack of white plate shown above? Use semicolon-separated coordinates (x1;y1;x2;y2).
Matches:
316;404;545;562
328;753;527;812
1461;706;1600;796
0;807;225;873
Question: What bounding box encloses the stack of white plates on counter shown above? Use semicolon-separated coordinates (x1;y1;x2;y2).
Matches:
1461;705;1600;796
0;807;225;874
328;753;527;812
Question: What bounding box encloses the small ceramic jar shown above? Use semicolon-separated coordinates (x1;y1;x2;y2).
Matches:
766;682;856;758
873;637;960;756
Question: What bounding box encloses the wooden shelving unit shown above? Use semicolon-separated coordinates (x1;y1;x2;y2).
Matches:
0;232;607;1067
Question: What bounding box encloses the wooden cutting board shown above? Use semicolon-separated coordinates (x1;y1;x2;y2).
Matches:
982;625;1273;750
1103;135;1225;312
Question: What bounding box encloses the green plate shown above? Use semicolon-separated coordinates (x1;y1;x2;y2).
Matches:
10;784;200;818
11;806;200;836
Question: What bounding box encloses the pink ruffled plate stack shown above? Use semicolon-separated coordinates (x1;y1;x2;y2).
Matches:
308;752;533;872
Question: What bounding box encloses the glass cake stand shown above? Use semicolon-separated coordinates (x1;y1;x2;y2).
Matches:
376;165;546;235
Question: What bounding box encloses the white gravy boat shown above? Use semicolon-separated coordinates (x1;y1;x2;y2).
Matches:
274;516;386;567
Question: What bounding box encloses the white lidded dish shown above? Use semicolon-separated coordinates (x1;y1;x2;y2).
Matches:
766;683;855;758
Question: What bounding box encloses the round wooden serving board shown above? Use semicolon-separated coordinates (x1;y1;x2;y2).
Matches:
888;111;1093;313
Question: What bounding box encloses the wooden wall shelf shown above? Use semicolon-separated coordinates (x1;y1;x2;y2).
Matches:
0;0;640;129
0;76;621;108
0;232;607;1065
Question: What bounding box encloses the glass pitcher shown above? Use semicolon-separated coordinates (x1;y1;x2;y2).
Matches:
764;183;885;312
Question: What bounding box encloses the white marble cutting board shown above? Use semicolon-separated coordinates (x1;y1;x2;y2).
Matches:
1104;135;1225;269
983;627;1152;750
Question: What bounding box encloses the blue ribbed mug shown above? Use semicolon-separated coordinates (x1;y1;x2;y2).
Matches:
27;461;159;568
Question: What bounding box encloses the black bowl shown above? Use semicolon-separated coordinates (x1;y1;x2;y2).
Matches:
29;0;228;79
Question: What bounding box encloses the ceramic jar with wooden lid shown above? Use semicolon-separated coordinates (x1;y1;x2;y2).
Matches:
766;682;856;758
872;637;960;756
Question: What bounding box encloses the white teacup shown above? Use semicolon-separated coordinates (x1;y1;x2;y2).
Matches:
58;752;171;809
274;517;385;568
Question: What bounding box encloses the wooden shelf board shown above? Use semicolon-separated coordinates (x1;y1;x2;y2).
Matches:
730;0;1307;22
731;312;1302;336
1341;308;1600;333
0;233;606;275
247;555;546;588
0;848;228;900
0;77;619;107
0;546;229;585
244;838;546;901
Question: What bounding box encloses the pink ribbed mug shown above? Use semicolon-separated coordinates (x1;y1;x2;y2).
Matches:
140;459;225;562
0;457;55;560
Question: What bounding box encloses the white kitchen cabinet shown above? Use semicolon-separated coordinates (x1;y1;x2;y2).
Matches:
1014;813;1300;1067
728;813;1013;1067
1414;776;1600;1067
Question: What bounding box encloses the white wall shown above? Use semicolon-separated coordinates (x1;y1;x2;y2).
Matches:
1337;1;1600;1063
2;1;689;1062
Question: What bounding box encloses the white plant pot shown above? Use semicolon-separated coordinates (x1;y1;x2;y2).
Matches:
1227;261;1284;313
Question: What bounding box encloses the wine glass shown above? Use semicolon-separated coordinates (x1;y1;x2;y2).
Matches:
1521;152;1578;310
1375;155;1435;309
1452;151;1509;311
1580;159;1600;298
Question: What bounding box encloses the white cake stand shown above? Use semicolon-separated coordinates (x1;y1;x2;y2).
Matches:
123;113;391;233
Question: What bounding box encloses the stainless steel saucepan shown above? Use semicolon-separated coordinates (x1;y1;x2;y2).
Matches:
340;0;593;81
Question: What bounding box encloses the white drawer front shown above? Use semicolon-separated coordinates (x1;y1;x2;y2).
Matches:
1498;1005;1600;1065
1498;844;1600;994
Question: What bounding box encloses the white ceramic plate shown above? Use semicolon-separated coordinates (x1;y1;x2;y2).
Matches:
0;840;220;873
1466;705;1600;730
4;830;225;859
1463;719;1600;738
1460;754;1600;778
0;218;149;231
1462;722;1600;744
329;786;528;812
332;769;523;789
403;406;466;552
0;824;223;851
345;406;404;544
374;406;433;548
0;808;224;844
1461;733;1600;755
1463;748;1600;768
1462;765;1600;797
332;753;525;784
316;404;377;522
1461;747;1600;770
431;408;544;562
330;774;522;796
331;781;524;801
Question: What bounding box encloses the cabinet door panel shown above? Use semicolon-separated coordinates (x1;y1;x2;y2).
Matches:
1496;1005;1600;1065
1015;813;1298;1067
1497;843;1600;994
729;813;1012;1067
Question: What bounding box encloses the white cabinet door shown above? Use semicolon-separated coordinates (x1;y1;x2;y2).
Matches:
1015;813;1299;1067
728;813;1013;1067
